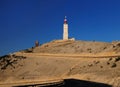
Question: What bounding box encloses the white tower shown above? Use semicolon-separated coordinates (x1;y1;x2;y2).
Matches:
63;16;68;40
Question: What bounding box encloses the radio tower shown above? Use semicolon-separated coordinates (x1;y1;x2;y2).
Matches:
63;16;68;40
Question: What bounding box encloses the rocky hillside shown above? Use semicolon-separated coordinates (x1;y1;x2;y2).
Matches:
0;53;120;87
33;40;120;54
0;40;120;87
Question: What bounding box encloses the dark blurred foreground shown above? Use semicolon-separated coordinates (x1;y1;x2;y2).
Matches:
15;79;112;87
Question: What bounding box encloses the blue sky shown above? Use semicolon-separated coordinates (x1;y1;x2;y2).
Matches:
0;0;120;56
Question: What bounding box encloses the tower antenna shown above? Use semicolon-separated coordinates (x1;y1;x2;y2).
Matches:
65;16;67;19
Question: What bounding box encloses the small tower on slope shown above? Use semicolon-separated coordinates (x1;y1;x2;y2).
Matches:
35;40;39;47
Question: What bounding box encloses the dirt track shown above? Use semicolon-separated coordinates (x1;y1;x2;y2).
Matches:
0;78;63;87
16;52;120;59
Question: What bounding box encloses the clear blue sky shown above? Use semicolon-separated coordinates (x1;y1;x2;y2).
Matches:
0;0;120;56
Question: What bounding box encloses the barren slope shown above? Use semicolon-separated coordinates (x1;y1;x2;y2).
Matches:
0;40;120;87
0;53;120;87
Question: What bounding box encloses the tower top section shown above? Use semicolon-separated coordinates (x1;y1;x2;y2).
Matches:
64;16;67;24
